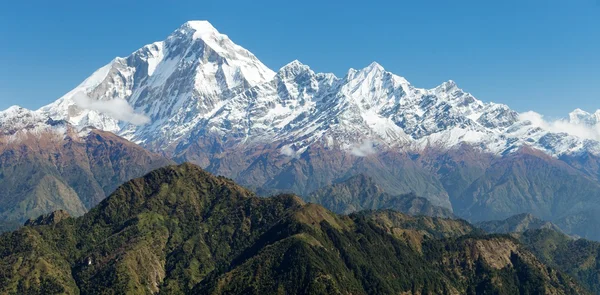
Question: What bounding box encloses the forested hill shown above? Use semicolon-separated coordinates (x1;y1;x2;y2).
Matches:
0;163;587;294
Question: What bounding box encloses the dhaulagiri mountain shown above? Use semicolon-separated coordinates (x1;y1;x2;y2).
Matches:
37;21;600;157
2;20;600;240
0;163;590;294
0;106;173;231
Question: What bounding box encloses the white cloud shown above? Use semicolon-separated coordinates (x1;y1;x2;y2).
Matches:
72;91;150;125
519;111;600;141
351;140;377;157
281;144;305;159
281;145;295;157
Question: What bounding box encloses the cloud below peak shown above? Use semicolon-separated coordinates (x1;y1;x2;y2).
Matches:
351;140;377;157
519;111;600;141
72;91;150;125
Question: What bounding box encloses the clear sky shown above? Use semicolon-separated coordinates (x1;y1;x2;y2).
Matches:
0;0;598;118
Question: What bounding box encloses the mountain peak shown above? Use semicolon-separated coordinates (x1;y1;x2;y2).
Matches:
0;105;45;125
435;80;459;92
283;59;305;68
569;108;600;125
361;61;385;73
1;105;31;120
477;213;564;235
278;60;312;77
4;105;26;112
180;20;220;38
344;62;385;82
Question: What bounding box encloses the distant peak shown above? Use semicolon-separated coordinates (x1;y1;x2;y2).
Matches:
434;80;460;93
4;105;26;112
345;62;385;80
570;108;589;116
1;105;34;117
362;61;385;73
284;59;305;68
278;60;312;77
569;108;600;125
442;80;458;88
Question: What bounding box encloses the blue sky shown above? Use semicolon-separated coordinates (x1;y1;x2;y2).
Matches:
0;0;598;118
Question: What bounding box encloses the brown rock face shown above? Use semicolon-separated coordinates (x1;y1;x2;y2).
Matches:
25;210;71;226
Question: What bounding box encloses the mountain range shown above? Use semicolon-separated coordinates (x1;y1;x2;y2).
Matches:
37;21;600;158
2;20;600;240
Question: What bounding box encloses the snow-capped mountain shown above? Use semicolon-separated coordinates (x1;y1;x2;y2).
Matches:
39;20;275;151
0;105;74;141
26;20;599;158
569;109;600;126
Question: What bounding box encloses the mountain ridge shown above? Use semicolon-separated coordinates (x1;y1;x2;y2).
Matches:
476;213;565;234
0;163;588;294
307;173;455;218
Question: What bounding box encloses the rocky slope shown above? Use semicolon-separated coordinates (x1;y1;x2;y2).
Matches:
0;163;587;294
0;106;172;231
451;147;600;237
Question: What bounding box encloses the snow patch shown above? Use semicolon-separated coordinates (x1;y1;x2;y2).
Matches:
146;42;164;76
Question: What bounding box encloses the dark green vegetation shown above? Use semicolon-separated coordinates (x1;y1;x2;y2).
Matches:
0;128;172;232
471;214;600;294
518;229;600;294
0;163;588;294
307;174;454;218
